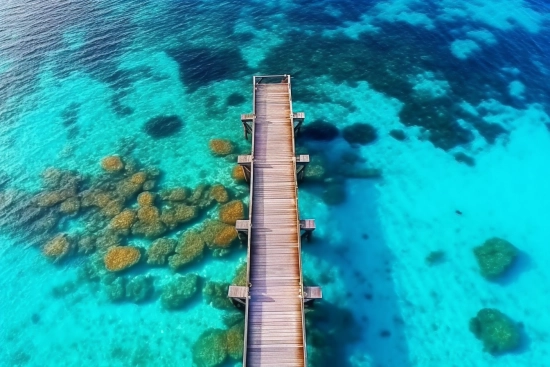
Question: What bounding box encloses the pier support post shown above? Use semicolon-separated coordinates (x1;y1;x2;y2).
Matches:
238;155;252;183
235;220;249;244
300;219;315;242
296;154;310;181
241;113;254;140
293;112;305;137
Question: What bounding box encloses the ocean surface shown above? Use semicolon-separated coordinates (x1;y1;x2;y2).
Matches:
1;0;550;366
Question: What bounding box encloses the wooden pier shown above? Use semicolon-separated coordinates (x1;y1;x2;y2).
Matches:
229;75;321;366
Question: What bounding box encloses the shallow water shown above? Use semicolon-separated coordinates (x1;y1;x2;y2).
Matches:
1;0;550;366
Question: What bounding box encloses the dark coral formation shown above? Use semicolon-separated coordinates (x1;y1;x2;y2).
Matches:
301;120;339;141
470;308;521;354
342;123;378;145
125;275;154;303
143;115;183;139
161;274;200;309
226;92;246;106
473;237;518;279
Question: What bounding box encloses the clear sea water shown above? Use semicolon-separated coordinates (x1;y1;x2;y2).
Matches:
1;0;550;366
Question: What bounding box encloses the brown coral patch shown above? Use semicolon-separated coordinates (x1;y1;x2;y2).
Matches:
43;234;71;261
35;189;73;207
231;166;246;182
210;184;229;204
160;204;197;229
137;191;155;207
168;231;206;270
137;206;160;224
209;139;234;156
131;220;166;239
104;246;141;271
219;200;244;225
101;156;124;172
110;209;137;232
147;238;176;265
129;172;148;185
116;179;142;200
101;199;124;218
59;197;80;215
160;188;187;202
203;220;238;249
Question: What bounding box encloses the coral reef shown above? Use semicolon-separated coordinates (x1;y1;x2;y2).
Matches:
129;171;148;185
168;231;206;270
143;115;183;139
101;156;124;172
160;274;200;309
231;166;246;182
146;238;176;265
187;185;214;209
209;139;234;156
227;92;245;106
125;275;154;303
42;234;72;262
473;237;518;279
218;200;244;225
95;231;123;252
202;220;238;249
232;262;248;286
137;191;155;207
425;250;445;266
137;206;160;224
132;219;167;238
469;308;521;354
301;120;339;141
202;282;233;310
104;246;141;272
225;323;244;360
59;197;80;215
159;204;197;229
210;184;229;203
116;177;143;200
110;209;137;234
160;188;187;202
192;329;228;367
100;199;124;218
322;183;346;205
455;152;476;166
34;189;74;207
342;123;378;145
102;275;126;302
390;129;407;141
77;236;96;255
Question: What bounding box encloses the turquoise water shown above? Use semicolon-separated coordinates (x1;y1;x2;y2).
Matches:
1;0;550;366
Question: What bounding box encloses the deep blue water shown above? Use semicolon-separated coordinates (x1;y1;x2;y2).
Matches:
1;1;550;366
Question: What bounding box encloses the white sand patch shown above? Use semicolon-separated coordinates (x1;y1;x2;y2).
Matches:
439;0;545;33
508;80;526;99
323;14;380;39
410;71;451;100
466;29;498;45
450;39;481;60
373;0;435;29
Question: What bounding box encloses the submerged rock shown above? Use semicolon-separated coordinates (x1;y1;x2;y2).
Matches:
161;274;200;310
301;120;339;141
473;237;518;279
469;308;521;354
342;123;378;145
143;115;183;139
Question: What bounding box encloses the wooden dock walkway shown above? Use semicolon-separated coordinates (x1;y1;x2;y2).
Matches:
229;75;321;366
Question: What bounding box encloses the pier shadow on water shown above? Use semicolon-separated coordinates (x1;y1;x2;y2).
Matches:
302;179;411;367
